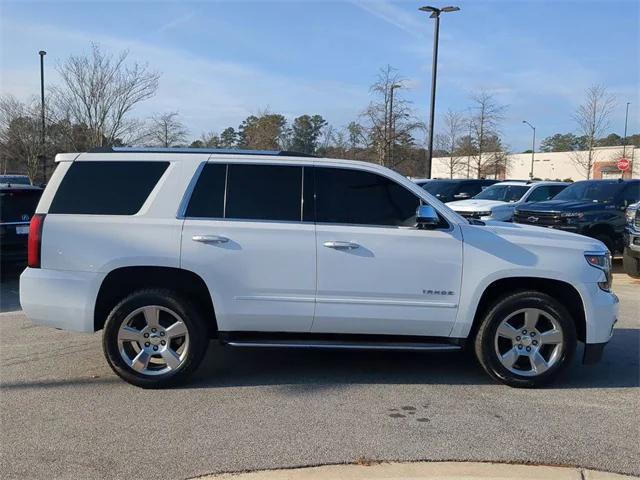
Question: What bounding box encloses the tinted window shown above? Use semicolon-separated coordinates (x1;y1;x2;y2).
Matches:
49;161;168;215
526;185;566;202
184;163;226;218
422;180;457;198
621;182;640;204
457;182;483;197
316;167;419;226
554;180;624;203
226;164;302;221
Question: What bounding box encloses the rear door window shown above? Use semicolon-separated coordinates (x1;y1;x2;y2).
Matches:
225;164;303;222
49;161;169;215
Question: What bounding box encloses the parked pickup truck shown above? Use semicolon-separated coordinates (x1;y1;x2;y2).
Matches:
20;148;618;388
513;179;640;254
447;180;568;221
623;202;640;278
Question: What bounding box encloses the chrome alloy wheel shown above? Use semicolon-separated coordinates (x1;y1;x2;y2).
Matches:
117;306;190;376
494;308;564;377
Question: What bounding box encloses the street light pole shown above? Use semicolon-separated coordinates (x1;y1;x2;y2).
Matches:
622;102;630;179
39;50;47;183
523;120;536;179
419;5;459;179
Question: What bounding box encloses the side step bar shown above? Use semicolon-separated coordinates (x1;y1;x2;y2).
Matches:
223;339;462;352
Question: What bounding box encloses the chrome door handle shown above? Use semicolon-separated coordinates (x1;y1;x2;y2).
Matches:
192;235;229;244
323;241;359;250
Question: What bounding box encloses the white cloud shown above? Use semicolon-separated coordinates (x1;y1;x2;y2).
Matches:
0;18;370;138
349;0;427;39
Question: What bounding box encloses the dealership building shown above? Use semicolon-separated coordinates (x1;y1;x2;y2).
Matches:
432;145;638;181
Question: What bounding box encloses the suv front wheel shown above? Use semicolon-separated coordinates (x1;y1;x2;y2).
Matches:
102;289;209;388
474;291;576;388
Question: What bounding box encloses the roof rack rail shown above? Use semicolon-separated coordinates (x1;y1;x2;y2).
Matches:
88;146;316;157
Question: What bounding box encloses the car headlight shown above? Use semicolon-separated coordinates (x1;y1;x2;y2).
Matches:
626;207;638;225
585;252;613;292
561;212;584;218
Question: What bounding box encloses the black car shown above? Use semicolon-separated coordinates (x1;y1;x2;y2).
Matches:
513;179;640;253
0;184;43;264
420;179;498;203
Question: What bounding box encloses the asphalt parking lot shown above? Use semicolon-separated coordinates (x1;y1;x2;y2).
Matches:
0;265;638;480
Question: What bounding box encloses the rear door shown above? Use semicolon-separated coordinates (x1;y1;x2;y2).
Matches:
180;161;316;333
311;166;463;337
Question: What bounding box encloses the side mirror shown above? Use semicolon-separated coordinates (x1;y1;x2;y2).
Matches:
454;192;471;199
416;205;439;228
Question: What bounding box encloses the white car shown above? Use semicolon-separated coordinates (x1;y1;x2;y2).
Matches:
447;181;568;221
20;148;617;389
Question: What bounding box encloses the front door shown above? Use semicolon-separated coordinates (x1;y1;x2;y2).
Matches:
181;162;316;333
311;166;463;337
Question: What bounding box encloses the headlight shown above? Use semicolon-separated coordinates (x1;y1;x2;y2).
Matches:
626;207;638;225
585;252;613;292
561;212;584;218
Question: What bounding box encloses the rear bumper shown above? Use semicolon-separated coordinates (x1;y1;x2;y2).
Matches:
20;267;105;332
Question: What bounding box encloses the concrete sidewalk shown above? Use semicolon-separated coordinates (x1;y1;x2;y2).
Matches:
196;462;637;480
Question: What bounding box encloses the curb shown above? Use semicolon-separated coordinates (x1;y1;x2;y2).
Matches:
194;461;638;480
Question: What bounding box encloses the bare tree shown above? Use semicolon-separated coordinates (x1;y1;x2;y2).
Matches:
468;91;507;178
571;85;616;179
362;65;423;167
0;95;41;182
52;43;160;147
146;112;188;147
436;109;467;178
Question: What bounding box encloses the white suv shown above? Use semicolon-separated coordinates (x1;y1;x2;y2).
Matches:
20;148;618;388
447;181;568;221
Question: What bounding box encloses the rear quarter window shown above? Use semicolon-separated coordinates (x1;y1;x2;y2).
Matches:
49;161;169;215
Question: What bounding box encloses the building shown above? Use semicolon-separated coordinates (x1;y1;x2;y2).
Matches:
432;145;638;181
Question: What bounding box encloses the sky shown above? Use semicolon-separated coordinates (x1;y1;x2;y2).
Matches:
0;0;638;152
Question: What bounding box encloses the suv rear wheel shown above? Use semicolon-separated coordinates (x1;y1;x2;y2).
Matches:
474;291;576;388
102;289;209;388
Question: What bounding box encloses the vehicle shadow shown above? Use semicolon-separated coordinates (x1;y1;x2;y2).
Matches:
0;263;23;312
186;327;639;391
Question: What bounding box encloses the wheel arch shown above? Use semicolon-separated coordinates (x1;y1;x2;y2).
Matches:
468;277;586;343
94;266;217;336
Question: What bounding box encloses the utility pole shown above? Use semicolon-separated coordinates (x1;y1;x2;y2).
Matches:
419;5;460;178
622;102;630;179
39;50;47;183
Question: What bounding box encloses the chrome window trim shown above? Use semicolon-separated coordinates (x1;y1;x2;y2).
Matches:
178;162;452;231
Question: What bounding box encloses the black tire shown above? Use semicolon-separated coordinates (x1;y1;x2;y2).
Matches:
623;248;640;278
474;290;576;388
591;233;615;255
102;289;209;388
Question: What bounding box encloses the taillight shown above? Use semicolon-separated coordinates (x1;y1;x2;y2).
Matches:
28;214;45;268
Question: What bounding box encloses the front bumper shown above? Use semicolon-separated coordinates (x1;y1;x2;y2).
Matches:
624;230;640;255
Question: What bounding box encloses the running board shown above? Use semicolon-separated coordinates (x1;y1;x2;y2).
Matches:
223;339;462;352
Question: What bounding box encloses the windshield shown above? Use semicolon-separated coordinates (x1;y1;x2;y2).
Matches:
474;184;529;202
553;181;622;203
422;181;457;197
